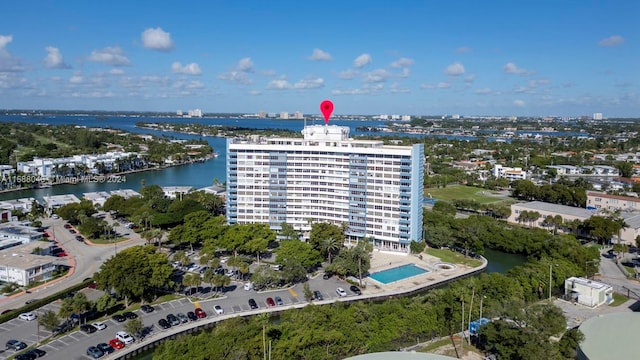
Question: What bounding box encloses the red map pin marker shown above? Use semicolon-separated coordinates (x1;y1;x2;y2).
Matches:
320;100;334;125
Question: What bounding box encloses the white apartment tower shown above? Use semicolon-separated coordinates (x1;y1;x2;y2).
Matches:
226;125;424;252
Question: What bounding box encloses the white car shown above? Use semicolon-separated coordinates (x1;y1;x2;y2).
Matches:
336;287;347;297
116;331;135;345
18;312;37;321
213;305;224;315
92;321;107;330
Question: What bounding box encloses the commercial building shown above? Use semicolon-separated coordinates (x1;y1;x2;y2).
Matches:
226;125;424;252
493;164;527;181
0;244;56;286
563;277;613;308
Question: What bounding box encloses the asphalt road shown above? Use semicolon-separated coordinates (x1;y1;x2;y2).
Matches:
0;214;147;314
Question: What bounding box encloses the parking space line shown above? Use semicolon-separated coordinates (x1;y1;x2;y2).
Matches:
288;288;297;297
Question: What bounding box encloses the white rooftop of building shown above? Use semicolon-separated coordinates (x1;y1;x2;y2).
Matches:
514;201;596;219
83;191;111;201
109;189;141;199
43;194;81;207
0;251;54;269
565;276;612;291
197;185;225;195
162;186;193;193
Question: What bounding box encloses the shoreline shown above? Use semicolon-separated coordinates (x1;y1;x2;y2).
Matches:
0;155;213;196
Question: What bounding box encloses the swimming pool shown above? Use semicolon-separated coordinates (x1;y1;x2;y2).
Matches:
368;264;429;284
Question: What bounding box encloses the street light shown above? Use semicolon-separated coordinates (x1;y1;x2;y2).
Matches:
549;264;558;301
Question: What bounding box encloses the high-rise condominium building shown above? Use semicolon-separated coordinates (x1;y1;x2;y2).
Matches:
226;125;424;252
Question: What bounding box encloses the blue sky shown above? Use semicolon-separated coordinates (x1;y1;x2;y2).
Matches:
0;0;637;117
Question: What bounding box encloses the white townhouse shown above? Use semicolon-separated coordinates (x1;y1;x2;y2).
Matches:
226;125;424;253
493;164;527;181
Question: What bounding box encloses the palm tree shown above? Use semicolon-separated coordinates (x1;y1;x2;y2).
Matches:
322;237;341;264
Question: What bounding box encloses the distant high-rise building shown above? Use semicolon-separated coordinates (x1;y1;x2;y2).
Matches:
258;111;266;118
280;112;289;119
593;113;603;120
177;110;183;116
226;125;424;251
401;115;411;121
293;111;303;119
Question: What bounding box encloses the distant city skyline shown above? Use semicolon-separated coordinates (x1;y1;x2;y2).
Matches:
0;1;637;117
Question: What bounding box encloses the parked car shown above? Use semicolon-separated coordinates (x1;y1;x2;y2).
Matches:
248;298;258;309
80;324;98;334
15;352;37;360
96;343;114;355
322;272;333;280
18;312;37;321
266;297;276;307
313;290;323;301
177;313;189;323
274;296;284;306
26;348;46;358
53;320;74;335
6;340;27;351
336;287;347;297
115;331;134;345
140;304;155;313
213;305;224;315
194;307;207;318
123;311;138;319
158;318;171;329
349;285;362;295
187;311;198;321
166;313;180;326
86;346;104;359
108;339;124;350
92;321;107;330
112;314;126;322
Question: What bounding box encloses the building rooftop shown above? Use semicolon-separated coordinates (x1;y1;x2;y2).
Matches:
43;194;81;208
578;312;639;360
0;251;54;269
0;222;42;237
565;277;612;291
513;201;595;219
109;189;141;199
587;191;640;203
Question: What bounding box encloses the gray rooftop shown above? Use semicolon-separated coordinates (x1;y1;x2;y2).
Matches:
0;251;55;270
513;201;595;219
579;312;639;360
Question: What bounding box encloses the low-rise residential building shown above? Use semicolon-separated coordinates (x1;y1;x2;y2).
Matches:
0;251;57;286
0;222;43;245
109;189;141;199
43;194;81;213
493;164;527;181
508;201;594;228
83;192;111;207
0;198;37;213
162;186;193;199
17;151;136;179
564;277;613;308
586;191;640;212
547;165;581;176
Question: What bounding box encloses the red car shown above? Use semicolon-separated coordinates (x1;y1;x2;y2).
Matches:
194;307;207;318
266;297;275;307
56;252;67;257
109;339;124;350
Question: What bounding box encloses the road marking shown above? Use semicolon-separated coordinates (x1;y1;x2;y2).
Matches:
288;288;297;297
194;301;201;308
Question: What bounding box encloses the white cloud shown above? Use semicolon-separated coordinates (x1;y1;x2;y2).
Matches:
389;83;410;93
171;62;202;75
248;90;262;95
109;69;125;75
237;57;254;72
456;46;472;53
332;83;384;96
260;69;276;76
513;99;525;106
0;35;24;72
294;77;324;89
267;79;292;90
437;82;451;89
598;35;624;47
69;74;84;84
353;53;372;68
218;71;252;84
362;69;392;83
390;57;414;68
43;46;70;69
339;69;359;80
444;62;465;76
87;46;131;66
475;88;492;94
141;27;174;51
218;57;255;84
529;78;550;87
420;83;435;90
308;48;332;61
503;62;528;75
464;74;476;84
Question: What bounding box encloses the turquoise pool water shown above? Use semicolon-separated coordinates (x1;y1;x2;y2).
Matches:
369;264;429;284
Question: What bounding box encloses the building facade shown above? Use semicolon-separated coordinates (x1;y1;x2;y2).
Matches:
586;191;640;212
226;125;424;252
564;277;613;308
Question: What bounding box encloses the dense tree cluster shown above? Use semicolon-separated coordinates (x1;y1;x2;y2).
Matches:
511;179;589;207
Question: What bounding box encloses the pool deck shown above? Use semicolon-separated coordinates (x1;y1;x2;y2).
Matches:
361;248;487;295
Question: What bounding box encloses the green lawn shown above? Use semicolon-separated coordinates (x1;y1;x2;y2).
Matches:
424;185;508;204
609;293;629;307
425;248;483;268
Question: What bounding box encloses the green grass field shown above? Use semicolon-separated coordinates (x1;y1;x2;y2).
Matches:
424;185;510;204
425;248;483;267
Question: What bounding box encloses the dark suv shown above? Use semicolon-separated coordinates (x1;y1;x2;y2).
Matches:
53;320;74;335
248;298;258;309
313;290;323;300
350;285;362;295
